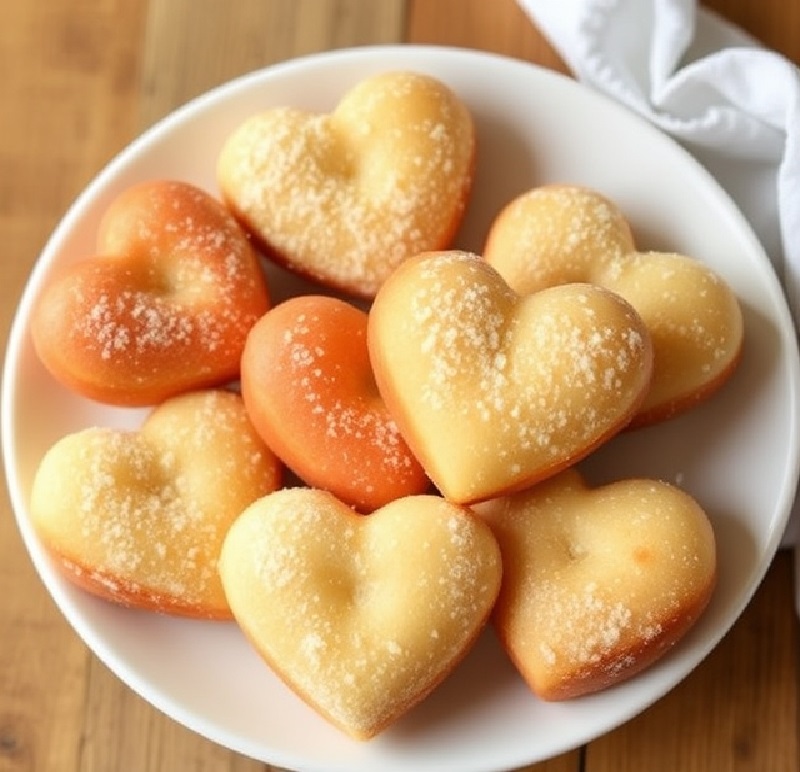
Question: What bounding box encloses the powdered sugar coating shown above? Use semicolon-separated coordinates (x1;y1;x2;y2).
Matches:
484;184;744;425
31;180;270;405
368;251;653;503
279;306;414;474
219;489;502;739
485;185;636;291
29;390;281;618
476;468;716;700
240;295;429;511
605;250;744;422
93;181;265;358
217;71;475;297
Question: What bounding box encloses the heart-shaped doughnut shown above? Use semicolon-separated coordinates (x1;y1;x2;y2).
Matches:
240;295;429;512
217;70;475;298
219;488;502;740
367;251;654;504
29;390;282;619
474;468;716;700
483;184;744;426
31;180;270;406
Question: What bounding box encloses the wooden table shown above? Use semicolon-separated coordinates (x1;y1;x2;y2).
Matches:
2;1;798;770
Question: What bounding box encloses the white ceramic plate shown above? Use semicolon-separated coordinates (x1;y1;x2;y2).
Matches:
3;45;799;772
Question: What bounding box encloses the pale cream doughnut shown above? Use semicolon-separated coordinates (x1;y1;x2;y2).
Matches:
484;184;744;426
219;488;502;740
485;184;636;289
475;467;716;700
217;70;476;298
29;390;282;619
367;250;654;504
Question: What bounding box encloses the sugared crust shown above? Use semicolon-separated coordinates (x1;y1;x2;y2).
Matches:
240;295;429;512
368;250;654;504
484;184;744;426
217;70;476;297
613;251;744;426
29;390;282;619
484;185;637;290
475;468;716;700
219;489;502;739
31;180;270;406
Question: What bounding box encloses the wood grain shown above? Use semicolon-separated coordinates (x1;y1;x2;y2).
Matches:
1;1;799;771
587;552;799;772
407;0;569;72
1;3;148;771
703;0;800;56
138;0;406;129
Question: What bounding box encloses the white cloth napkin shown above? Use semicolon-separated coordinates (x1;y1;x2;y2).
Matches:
517;0;800;550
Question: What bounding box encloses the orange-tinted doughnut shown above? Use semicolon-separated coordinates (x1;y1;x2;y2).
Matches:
241;295;429;512
32;180;270;406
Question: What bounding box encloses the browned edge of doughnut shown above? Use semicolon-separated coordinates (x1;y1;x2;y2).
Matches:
628;337;744;430
440;323;655;507
218;139;477;301
231;599;496;741
46;546;233;621
494;571;717;701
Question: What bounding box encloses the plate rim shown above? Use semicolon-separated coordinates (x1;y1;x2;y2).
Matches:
3;43;800;771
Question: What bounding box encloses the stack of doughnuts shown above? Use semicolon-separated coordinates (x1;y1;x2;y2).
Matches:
27;68;737;741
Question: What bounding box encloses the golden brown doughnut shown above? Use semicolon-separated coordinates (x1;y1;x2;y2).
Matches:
217;70;476;298
29;390;282;619
484;184;744;426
